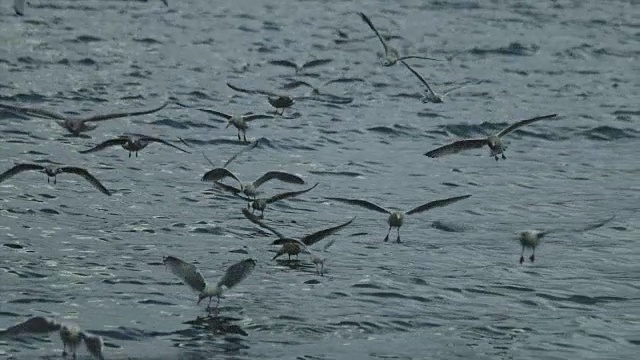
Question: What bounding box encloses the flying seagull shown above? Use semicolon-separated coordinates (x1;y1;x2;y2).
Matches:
424;114;558;161
78;133;190;157
217;182;319;218
358;12;442;66
0;316;105;360
163;256;256;312
516;216;615;264
268;58;333;74
226;82;352;115
0;163;111;196
0;101;169;136
325;195;471;243
241;208;354;275
202;167;305;199
280;78;363;102
174;102;273;142
400;60;472;103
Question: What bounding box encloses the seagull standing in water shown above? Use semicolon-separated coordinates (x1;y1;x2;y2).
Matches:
0;101;168;136
78;133;190;157
0;316;105;360
358;12;442;66
325;195;471;243
268;58;333;75
400;60;472;103
174;102;274;142
0;163;111;196
241;208;354;275
201;167;305;199
516;216;615;264
424;114;558;160
163;256;256;312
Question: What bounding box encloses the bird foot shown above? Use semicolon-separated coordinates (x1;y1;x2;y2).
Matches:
519;256;525;264
396;236;401;243
529;254;535;263
495;156;499;161
502;154;506;160
383;235;389;242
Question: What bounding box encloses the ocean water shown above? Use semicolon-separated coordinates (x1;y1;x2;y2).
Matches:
0;0;638;359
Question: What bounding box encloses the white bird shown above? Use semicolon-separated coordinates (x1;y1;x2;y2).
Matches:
400;60;472;103
516;216;615;264
424;114;558;161
13;0;25;15
0;101;168;136
268;58;333;75
201;167;305;199
325;195;471;243
163;256;257;312
78;133;190;157
216;182;318;218
174;102;274;142
358;12;442;66
0;163;111;196
0;316;105;360
241;208;354;276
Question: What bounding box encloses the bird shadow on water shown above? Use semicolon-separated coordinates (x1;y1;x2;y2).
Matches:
183;314;248;337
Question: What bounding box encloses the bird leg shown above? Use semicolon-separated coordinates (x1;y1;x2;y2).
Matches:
237;130;242;141
529;248;535;263
396;228;401;243
502;153;506;160
495;155;499;161
128;151;132;158
62;344;67;357
383;226;391;242
135;151;139;157
54;176;57;184
260;210;265;218
242;131;247;143
519;246;525;264
47;177;50;183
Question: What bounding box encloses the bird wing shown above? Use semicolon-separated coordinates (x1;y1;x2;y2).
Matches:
405;194;472;215
424;138;488;158
399;60;437;96
217;258;256;289
223;140;261;168
243;114;273;122
0;163;45;183
396;55;444;62
441;82;473;97
212;181;242;195
57;167;111;196
358;12;390;53
268;60;298;69
77;137;129;154
201;167;242;184
253;171;305;188
162;256;207;293
174;102;232;120
301;59;333;70
300;217;355;246
0;103;66;120
82;101;169;122
496;114;558;138
266;183;318;204
241;208;286;239
0;317;61;336
226;83;281;97
80;332;105;360
324;197;390;214
281;80;315;90
141;135;191;153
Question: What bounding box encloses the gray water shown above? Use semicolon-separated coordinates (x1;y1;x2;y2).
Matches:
1;0;639;359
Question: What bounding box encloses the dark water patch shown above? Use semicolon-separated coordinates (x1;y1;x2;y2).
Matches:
3;243;24;249
190;226;225;235
470;42;539;56
308;170;362;178
359;292;431;303
39;208;59;214
8;297;63;304
103;279;146;285
149;118;191;129
465;287;505;297
536;293;628;306
580;126;638;140
229;248;248;254
138;299;173;305
68;35;103;43
6;269;47;279
74;58;97;66
133;37;163;45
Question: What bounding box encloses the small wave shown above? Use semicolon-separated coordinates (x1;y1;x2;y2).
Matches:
470;42;539;56
69;35;103;43
308;170;362;178
580;126;638;140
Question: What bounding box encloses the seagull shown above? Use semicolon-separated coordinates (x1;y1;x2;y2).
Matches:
0;163;111;196
163;256;256;312
13;0;25;15
174;102;273;142
325;195;471;243
268;58;333;74
358;12;442;66
202;167;305;199
241;208;354;275
217;182;318;218
516;216;615;264
0;316;105;360
226;83;352;115
281;78;363;102
78;133;190;157
424;114;558;161
0;101;168;136
400;60;472;103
